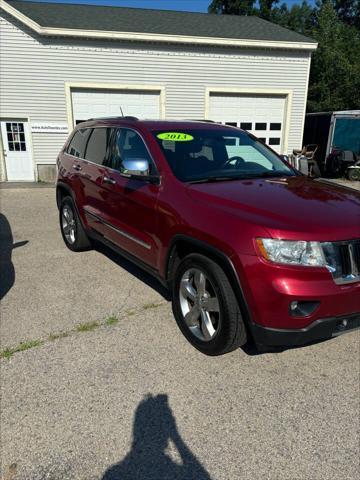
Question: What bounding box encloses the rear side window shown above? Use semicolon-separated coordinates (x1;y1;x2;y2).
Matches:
85;128;112;165
67;129;91;158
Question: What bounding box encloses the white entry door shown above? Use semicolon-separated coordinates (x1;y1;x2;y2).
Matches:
1;120;34;181
209;93;286;154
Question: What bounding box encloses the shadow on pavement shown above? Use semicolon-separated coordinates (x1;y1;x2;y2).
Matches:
0;213;28;301
102;394;212;480
95;243;171;301
241;336;332;356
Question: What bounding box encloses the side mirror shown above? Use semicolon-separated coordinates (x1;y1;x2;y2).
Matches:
120;158;160;184
122;158;150;176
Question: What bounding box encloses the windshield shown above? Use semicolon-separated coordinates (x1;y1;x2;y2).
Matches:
154;129;295;182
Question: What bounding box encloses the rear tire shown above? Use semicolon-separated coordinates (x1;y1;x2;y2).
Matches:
172;253;247;356
59;196;91;252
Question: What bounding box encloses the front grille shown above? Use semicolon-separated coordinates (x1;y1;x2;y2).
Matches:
322;240;360;285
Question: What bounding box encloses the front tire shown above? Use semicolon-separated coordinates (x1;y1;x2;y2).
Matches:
172;253;247;356
59;196;91;251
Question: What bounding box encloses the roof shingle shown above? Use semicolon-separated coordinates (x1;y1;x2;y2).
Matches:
5;0;316;44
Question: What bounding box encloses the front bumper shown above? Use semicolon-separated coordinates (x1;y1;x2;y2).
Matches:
252;312;360;347
234;253;360;330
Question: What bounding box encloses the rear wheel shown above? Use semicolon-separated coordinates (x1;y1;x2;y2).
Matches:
59;196;91;251
172;253;247;355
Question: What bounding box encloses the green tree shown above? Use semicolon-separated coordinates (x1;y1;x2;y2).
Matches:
308;1;360;111
208;0;360;111
259;0;279;20
208;0;256;15
331;0;360;28
270;1;315;35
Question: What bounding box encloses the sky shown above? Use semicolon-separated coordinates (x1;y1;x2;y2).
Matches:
16;0;313;13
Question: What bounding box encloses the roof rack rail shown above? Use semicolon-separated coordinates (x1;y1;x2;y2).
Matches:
86;115;139;121
187;119;216;123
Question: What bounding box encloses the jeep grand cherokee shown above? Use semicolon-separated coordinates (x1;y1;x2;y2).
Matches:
56;118;360;355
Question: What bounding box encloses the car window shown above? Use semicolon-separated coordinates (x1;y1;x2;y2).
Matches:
224;137;273;169
84;128;112;165
109;128;154;174
67;129;91;158
154;129;294;182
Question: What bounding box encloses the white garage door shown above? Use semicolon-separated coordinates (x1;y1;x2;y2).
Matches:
209;93;286;153
71;89;161;125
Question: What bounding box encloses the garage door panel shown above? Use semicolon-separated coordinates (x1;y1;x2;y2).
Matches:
71;89;160;124
209;93;285;153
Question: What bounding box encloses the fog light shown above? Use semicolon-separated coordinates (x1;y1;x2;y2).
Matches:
290;301;298;311
290;301;320;317
336;319;348;331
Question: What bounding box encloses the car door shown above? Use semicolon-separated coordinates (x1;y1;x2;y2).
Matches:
99;127;160;269
64;127;92;207
80;127;113;237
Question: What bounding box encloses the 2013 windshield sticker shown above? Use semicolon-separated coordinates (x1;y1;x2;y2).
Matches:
157;132;194;142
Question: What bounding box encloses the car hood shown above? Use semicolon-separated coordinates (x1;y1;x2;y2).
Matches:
186;176;360;241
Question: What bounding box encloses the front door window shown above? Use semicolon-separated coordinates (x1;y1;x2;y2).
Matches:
6;122;27;151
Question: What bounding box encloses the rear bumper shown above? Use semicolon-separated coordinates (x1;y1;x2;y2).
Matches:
252;312;360;347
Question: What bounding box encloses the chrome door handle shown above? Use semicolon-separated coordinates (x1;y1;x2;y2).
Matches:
103;176;116;185
72;164;82;171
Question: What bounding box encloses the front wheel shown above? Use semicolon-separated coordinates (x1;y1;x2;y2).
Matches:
172;253;247;356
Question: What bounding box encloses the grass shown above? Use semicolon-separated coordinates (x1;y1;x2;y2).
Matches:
0;339;44;359
105;315;119;326
1;302;165;360
142;302;163;310
48;331;69;341
76;321;99;332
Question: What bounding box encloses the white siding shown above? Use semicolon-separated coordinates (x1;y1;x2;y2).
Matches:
0;10;311;169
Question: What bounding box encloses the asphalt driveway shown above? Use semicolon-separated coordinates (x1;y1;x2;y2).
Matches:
0;186;359;480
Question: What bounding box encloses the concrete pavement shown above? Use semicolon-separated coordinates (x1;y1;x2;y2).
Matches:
0;187;359;480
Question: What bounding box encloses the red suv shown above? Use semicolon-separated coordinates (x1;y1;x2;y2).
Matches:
56;118;360;355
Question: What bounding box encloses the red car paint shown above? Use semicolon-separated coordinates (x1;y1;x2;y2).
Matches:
57;119;360;344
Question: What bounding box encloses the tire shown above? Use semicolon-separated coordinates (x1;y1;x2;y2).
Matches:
172;253;247;356
348;168;360;181
59;196;91;251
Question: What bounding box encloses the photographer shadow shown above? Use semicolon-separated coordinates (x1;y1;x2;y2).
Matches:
0;213;28;301
102;394;212;480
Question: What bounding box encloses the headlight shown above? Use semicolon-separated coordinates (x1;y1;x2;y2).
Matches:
256;238;326;267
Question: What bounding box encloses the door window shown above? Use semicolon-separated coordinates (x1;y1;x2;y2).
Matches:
109;128;154;174
84;128;112;165
6;122;26;151
67;129;91;158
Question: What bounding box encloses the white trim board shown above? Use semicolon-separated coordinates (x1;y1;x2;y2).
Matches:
0;0;318;51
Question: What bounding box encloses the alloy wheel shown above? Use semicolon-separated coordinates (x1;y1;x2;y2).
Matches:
179;268;220;341
61;205;76;245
